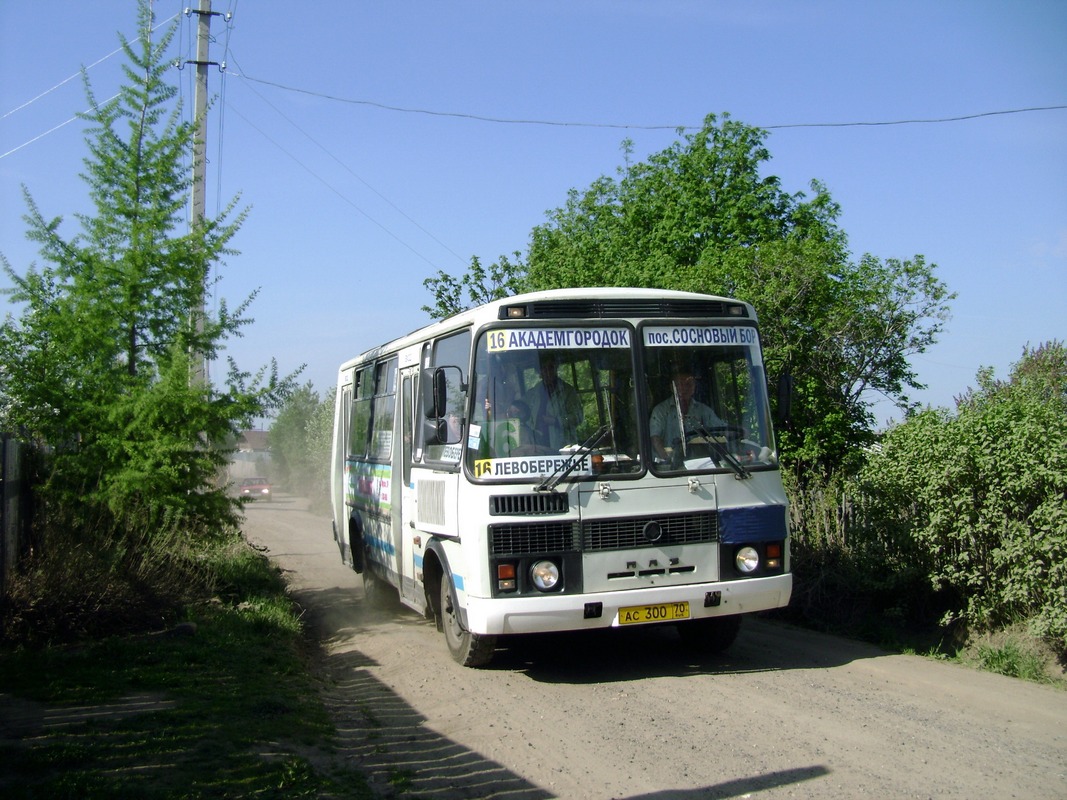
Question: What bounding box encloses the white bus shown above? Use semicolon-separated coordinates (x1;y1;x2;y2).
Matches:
330;287;792;666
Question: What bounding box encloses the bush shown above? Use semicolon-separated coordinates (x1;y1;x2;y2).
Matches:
784;467;938;642
859;342;1067;652
0;501;243;647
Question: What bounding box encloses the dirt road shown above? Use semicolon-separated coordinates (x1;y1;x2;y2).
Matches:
243;496;1067;799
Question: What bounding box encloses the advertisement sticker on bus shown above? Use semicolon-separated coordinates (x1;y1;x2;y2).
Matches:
487;327;631;353
345;460;392;513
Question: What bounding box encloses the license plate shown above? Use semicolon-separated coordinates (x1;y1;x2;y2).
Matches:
618;601;690;625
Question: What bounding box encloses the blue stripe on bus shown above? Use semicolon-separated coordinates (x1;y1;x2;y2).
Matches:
365;534;396;557
718;505;788;543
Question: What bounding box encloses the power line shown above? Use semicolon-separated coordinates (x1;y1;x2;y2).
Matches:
0;12;181;121
224;102;445;271
233;72;1067;132
232;72;680;129
763;105;1067;129
229;54;467;265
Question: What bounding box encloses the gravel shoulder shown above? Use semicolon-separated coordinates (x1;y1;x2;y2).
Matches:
245;496;1067;799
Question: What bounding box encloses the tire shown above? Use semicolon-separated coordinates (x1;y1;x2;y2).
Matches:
362;565;395;608
349;521;364;573
440;575;496;667
676;614;742;654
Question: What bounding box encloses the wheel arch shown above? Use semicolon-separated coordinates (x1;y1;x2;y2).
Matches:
423;539;467;632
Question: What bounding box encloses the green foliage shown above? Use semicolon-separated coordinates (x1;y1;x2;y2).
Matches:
516;113;952;474
0;0;298;542
859;341;1067;650
421;117;954;473
270;383;334;507
527;120;844;286
422;252;527;319
782;466;935;642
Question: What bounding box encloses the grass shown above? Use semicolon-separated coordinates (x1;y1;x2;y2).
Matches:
0;542;373;799
958;626;1066;685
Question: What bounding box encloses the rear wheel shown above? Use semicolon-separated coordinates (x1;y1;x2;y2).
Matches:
440;575;496;667
676;615;742;654
362;566;394;608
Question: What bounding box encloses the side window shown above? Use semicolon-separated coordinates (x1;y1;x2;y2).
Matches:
369;358;398;462
349;367;373;458
402;375;413;484
418;329;471;465
340;384;352;459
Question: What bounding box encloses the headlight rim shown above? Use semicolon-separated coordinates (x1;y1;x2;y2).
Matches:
735;545;760;574
530;559;561;592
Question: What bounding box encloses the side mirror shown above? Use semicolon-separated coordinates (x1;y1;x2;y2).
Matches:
420;366;465;446
422;417;450;446
423;367;450;419
433;368;448;418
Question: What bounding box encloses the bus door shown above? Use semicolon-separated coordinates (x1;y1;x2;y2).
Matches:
397;365;423;608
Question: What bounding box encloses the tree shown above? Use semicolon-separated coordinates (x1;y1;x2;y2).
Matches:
270;383;335;508
422;253;527;319
269;383;320;491
0;0;296;537
522;114;954;473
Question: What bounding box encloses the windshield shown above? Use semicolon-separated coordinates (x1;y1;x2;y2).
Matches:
466;322;777;482
468;326;641;480
643;323;777;475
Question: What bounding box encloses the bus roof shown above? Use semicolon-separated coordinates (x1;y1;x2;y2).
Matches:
338;287;754;373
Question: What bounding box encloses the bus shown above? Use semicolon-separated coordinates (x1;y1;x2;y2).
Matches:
330;287;792;666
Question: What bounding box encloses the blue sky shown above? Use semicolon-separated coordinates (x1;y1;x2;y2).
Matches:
2;1;1065;426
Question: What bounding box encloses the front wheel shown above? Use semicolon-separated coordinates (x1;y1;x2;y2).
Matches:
676;615;742;654
440;576;496;667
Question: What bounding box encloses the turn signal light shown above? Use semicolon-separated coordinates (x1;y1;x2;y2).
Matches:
765;542;782;570
497;563;517;592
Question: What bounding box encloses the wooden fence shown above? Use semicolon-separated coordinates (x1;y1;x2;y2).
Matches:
1;433;35;598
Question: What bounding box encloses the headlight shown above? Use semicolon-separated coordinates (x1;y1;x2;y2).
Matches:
530;560;560;591
735;546;760;574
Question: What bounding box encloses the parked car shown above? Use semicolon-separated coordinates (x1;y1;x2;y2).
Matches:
238;477;272;501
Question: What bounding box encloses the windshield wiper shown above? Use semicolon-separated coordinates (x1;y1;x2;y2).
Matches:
535;425;611;492
691;425;751;479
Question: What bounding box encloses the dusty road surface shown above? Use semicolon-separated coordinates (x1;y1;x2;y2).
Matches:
244;496;1067;799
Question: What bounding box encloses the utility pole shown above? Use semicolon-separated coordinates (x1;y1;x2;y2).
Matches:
187;0;221;385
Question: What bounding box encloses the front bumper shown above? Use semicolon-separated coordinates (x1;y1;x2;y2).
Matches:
464;572;791;636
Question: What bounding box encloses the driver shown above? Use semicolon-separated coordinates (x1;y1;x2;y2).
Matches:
527;353;583;450
650;371;725;461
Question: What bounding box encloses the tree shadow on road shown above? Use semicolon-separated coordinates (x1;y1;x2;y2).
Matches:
312;646;556;800
303;609;835;800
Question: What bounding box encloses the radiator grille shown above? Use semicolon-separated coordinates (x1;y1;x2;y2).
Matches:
490;493;569;516
582;512;718;551
489;521;580;555
489;512;718;555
